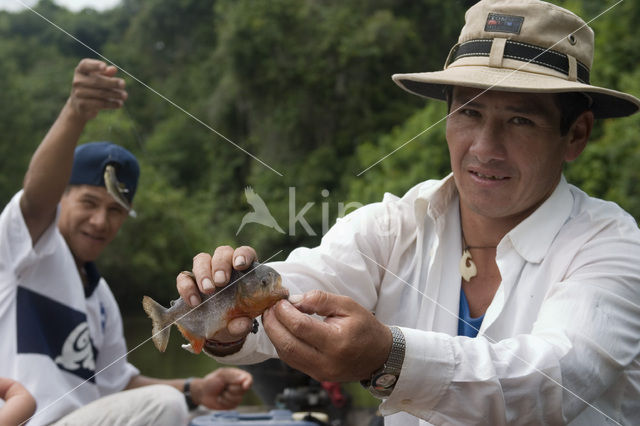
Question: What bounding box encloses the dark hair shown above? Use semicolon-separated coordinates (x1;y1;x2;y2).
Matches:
444;86;591;135
553;92;592;136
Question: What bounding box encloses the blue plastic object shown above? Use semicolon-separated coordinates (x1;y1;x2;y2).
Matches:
189;409;318;426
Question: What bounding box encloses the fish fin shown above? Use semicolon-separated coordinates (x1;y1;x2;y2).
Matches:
190;338;205;354
176;324;205;355
142;296;171;352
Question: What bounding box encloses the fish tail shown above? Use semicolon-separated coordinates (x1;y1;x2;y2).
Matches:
142;296;172;352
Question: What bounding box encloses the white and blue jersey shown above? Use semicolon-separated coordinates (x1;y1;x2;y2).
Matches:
0;191;139;425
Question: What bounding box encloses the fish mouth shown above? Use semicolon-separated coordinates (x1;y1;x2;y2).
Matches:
275;276;289;299
272;275;288;299
280;287;290;300
203;337;246;354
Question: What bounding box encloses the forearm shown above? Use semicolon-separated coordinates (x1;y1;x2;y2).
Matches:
22;101;87;216
384;300;636;426
125;374;185;393
383;330;566;424
125;371;252;411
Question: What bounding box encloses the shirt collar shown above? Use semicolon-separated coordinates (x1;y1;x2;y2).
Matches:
502;176;573;264
413;173;574;264
415;173;458;224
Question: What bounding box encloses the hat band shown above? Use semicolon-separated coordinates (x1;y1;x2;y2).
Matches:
448;38;590;84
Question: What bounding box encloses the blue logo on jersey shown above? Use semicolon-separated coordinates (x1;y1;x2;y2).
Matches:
17;287;97;382
100;302;107;331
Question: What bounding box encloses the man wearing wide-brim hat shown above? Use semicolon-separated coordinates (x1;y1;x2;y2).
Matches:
180;0;640;424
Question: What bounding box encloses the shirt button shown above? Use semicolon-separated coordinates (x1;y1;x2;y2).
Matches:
401;399;412;405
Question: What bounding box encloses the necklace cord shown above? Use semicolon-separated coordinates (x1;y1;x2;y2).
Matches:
461;228;497;250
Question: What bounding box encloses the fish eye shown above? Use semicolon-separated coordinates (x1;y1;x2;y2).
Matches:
261;277;269;286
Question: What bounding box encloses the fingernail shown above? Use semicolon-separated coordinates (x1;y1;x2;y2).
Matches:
213;270;226;285
189;295;200;307
288;294;303;305
234;255;246;267
203;278;214;291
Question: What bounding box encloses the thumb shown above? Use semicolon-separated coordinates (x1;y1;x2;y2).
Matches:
210;317;252;343
101;64;119;77
227;317;253;336
288;290;351;317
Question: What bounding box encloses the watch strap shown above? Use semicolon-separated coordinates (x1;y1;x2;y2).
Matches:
183;377;199;410
385;326;406;375
361;326;406;398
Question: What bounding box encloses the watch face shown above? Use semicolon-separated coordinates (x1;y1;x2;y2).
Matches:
373;373;397;390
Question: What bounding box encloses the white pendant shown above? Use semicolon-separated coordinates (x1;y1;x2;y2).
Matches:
459;249;478;282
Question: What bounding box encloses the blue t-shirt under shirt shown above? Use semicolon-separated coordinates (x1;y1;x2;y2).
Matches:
458;289;484;337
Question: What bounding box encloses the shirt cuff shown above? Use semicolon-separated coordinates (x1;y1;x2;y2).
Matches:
380;328;455;418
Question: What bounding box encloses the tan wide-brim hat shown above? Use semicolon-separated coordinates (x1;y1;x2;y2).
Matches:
392;0;640;119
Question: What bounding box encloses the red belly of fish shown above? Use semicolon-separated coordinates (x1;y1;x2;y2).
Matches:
177;323;205;354
177;291;286;355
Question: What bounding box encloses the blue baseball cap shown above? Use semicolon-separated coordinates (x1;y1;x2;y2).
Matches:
69;142;140;211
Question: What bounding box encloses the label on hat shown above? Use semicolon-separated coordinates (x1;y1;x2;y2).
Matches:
485;13;524;34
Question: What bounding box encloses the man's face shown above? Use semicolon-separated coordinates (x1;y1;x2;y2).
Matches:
57;185;129;264
446;87;580;225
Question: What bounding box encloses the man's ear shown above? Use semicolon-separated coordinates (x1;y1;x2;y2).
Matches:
564;110;594;162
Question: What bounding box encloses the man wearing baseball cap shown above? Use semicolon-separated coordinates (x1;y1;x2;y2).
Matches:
0;59;253;425
180;1;640;424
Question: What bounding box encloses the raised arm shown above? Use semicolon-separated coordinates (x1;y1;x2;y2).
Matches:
20;59;127;243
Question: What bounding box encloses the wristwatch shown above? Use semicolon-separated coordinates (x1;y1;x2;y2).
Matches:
361;326;406;398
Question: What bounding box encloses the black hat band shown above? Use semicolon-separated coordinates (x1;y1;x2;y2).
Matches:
448;38;590;85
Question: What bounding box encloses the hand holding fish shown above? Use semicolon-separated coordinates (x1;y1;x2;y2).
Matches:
176;245;392;378
176;246;261;348
188;368;253;410
66;58;127;122
148;259;287;355
262;290;392;383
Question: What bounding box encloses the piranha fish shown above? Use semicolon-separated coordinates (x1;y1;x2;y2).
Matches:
142;262;288;354
104;164;136;217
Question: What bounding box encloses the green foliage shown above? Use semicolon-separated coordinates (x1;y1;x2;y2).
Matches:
566;68;640;218
349;102;451;204
0;52;33;204
1;0;640;318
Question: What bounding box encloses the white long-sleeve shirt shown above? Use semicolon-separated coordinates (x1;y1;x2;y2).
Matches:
216;175;640;425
